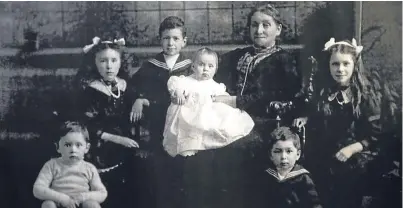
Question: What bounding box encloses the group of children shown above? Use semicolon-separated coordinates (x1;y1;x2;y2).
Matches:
32;4;382;208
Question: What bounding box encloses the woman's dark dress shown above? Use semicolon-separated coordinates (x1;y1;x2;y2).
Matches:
217;46;304;129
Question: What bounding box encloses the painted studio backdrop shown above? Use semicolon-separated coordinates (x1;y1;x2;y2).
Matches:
0;1;401;208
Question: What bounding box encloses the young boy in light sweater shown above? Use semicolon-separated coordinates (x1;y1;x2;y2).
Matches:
33;121;107;208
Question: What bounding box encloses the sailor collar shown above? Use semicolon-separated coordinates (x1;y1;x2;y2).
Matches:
265;165;309;182
148;52;192;72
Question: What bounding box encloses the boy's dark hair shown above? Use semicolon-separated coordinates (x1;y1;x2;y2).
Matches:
268;126;301;151
56;121;90;144
159;16;186;37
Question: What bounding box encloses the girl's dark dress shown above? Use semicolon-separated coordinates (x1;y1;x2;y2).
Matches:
305;86;381;208
214;46;304;207
80;78;143;207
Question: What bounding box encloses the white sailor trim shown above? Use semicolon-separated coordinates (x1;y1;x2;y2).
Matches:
149;58;192;72
265;167;309;182
172;59;192;71
149;59;170;70
265;168;279;178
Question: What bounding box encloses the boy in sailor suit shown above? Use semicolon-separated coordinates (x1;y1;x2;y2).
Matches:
128;16;192;208
250;127;322;208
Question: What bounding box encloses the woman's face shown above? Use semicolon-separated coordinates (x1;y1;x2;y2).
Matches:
329;52;355;86
249;11;281;48
95;48;121;81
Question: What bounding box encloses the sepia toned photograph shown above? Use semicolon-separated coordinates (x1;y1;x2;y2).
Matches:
0;1;401;208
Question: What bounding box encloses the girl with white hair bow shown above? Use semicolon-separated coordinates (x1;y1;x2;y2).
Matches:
299;37;382;208
75;36;147;207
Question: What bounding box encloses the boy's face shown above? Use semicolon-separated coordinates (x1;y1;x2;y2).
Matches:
192;53;217;81
270;140;300;171
160;28;187;56
57;132;90;164
95;48;121;82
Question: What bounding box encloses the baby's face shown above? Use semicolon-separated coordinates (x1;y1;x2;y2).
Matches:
192;54;217;81
270;140;300;171
57;132;89;164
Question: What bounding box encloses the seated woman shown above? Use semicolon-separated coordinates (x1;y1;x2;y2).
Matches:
213;3;305;207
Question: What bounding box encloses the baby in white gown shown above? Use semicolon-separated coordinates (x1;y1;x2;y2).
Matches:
163;48;254;157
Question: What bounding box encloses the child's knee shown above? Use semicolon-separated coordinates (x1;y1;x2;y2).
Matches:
41;200;57;208
82;200;101;208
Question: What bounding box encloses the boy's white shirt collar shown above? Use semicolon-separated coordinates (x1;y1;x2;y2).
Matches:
164;54;180;69
277;173;285;180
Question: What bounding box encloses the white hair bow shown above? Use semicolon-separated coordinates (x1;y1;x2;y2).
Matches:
323;37;363;55
83;37;126;53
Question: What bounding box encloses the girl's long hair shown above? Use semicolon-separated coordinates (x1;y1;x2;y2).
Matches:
75;38;130;89
317;40;374;118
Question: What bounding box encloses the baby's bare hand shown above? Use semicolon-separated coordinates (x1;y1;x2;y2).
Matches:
176;94;186;105
61;197;77;208
68;193;83;205
171;93;186;105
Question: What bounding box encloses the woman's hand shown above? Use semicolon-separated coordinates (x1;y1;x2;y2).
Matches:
102;132;140;148
292;117;308;129
117;136;140;148
130;99;150;122
335;142;363;162
212;95;236;107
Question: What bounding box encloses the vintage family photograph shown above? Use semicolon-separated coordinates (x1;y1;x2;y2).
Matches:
0;1;401;208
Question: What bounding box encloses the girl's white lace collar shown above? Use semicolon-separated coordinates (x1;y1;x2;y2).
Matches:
88;77;127;98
